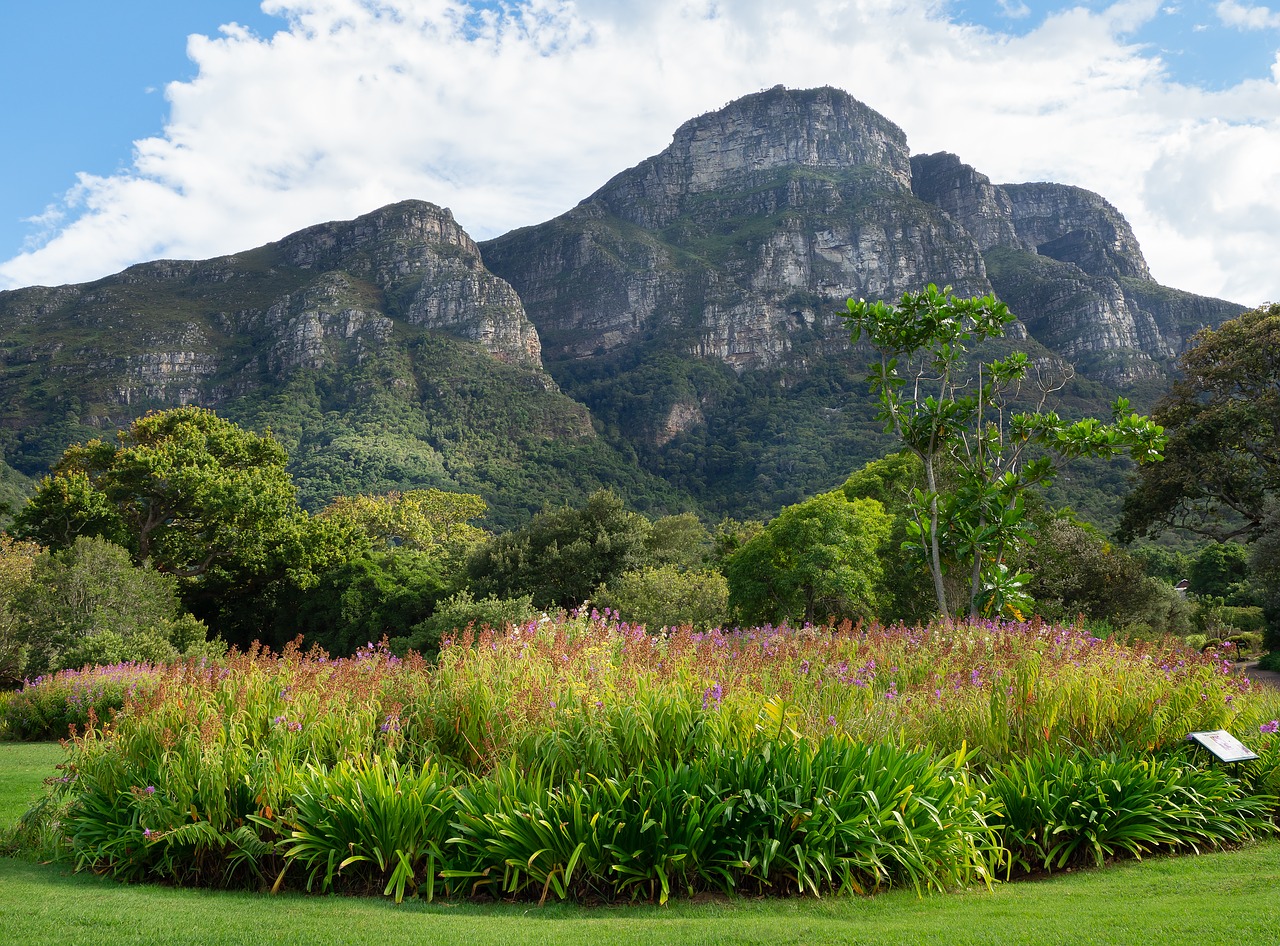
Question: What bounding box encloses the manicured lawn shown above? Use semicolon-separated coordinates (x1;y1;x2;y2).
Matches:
0;741;63;824
2;741;1278;946
1;843;1278;946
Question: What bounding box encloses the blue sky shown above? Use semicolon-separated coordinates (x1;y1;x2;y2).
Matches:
2;1;1278;304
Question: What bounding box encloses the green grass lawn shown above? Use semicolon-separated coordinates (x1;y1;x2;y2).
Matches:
0;741;63;824
2;742;1277;946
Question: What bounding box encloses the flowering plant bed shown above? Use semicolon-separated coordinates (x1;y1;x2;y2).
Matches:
8;615;1280;901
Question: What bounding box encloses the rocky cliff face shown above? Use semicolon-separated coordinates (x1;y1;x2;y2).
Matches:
484;89;1240;387
908;151;1239;382
483;87;990;373
0;201;544;433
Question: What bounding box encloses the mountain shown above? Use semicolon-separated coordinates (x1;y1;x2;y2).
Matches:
0;201;686;526
479;85;1242;518
0;86;1245;528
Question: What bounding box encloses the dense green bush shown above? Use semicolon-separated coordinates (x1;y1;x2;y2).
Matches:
404;590;537;655
9;537;223;678
592;564;729;631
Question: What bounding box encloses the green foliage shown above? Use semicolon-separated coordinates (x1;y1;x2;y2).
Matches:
9;537;220;678
1128;544;1193;584
989;749;1272;875
281;756;456;902
285;550;452;657
725;491;890;626
1025;516;1189;635
593;565;729;631
1189;542;1252;603
841;454;936;624
467;490;656;609
846;284;1166;620
0;536;42;689
406;590;537;656
13;407;303;579
317;489;488;558
1122;303;1280;543
0;664;160;741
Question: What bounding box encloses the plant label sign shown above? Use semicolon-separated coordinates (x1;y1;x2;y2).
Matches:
1187;730;1259;763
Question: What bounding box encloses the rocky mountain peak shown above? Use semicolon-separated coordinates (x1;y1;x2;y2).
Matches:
592;85;914;230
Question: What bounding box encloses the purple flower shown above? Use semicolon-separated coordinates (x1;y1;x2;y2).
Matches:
145;785;156;795
702;682;723;711
1261;720;1279;735
143;828;152;839
826;715;837;727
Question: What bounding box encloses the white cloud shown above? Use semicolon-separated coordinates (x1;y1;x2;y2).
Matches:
1217;0;1280;29
2;0;1278;306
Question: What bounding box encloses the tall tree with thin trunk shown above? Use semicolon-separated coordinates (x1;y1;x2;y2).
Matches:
846;284;1166;621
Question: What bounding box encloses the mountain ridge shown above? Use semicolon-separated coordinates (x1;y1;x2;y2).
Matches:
0;85;1247;528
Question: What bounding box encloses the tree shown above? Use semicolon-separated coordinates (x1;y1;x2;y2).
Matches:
1022;515;1188;635
724;491;891;626
13;407;304;579
287;549;452;657
1121;304;1280;543
845;285;1166;621
0;535;42;687
316;489;488;557
10;536;220;677
841;453;936;623
1188;542;1252;603
467;490;654;609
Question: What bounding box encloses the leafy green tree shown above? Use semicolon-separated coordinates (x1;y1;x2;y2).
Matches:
13;407;304;579
0;535;42;687
725;491;891;626
1126;545;1193;585
467;490;654;609
316;489;488;557
594;564;730;631
846;284;1166;620
1023;515;1188;635
11;536;221;676
1188;542;1252;604
841;453;936;623
286;549;452;657
1121;304;1280;543
1250;505;1280;650
644;513;712;569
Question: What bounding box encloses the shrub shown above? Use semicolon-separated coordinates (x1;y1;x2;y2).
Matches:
406;590;536;656
10;537;222;678
593;564;729;631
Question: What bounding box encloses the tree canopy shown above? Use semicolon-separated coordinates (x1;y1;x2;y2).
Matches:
725;491;891;626
1121;303;1280;544
13;407;303;579
845;285;1166;620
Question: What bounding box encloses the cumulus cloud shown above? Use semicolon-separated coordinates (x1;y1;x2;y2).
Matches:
2;0;1278;305
1217;0;1280;29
